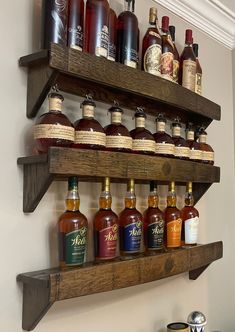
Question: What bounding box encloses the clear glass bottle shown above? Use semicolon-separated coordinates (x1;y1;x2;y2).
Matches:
154;113;175;158
160;16;174;81
67;0;84;51
198;127;214;165
171;118;190;160
169;25;180;83
186;123;202;162
193;43;202;95
108;8;117;61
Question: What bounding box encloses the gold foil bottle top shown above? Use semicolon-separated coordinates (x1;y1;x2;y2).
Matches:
186;181;193;193
102;177;110;192
169;181;175;192
149;7;158;24
127;179;135;193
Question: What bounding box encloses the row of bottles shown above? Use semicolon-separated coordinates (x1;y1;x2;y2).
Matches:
59;177;199;267
34;92;214;164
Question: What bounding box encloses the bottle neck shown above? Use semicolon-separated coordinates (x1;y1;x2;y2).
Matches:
99;191;112;210
148;191;159;208
156;121;166;132
82;105;94;119
185;41;193;48
187;130;195;141
49;97;62;112
124;0;134;12
111;111;122;124
66;187;80;212
135;117;146;128
199;134;207;143
185;192;194;207
125;191;136;209
167;192;176;207
172;126;181;137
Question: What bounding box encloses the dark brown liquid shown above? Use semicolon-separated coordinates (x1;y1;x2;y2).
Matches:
142;24;161;73
105;122;132;152
67;0;84;50
130;127;155;155
179;46;196;85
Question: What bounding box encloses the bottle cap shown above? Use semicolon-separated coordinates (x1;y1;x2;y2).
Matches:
162;16;170;32
169;181;175;192
102;177;110;192
128;179;135;192
156;113;166;123
108;101;123;113
186;181;193;192
135;107;146;118
149;7;158;24
48;92;64;102
186;122;195;131
169;25;175;41
68;176;78;191
172;117;182;128
150;181;157;192
167;322;189;331
81;94;96;108
185;29;193;44
193;43;199;57
198;126;207;136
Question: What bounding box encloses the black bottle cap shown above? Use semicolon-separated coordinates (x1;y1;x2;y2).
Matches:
48;92;64;102
186;122;195;131
156;113;166;123
169;25;175;41
172;117;182;128
108;101;123;113
81;94;96;108
150;181;157;192
198;125;207;136
193;43;199;57
135;107;146;118
167;322;189;330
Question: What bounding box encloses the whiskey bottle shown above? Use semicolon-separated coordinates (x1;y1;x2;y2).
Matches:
41;0;68;49
143;181;164;253
105;102;132;152
119;179;143;258
154;113;175;157
164;181;182;249
198;127;214;165
169;25;180;83
108;8;117;61
130;108;156;155
171;118;190;160
193;43;202;95
179;29;196;91
34;92;75;154
186;123;202;162
142;7;162;76
93;177;119;261
73;95;106;149
160;16;174;81
117;0;139;68
58;177;88;267
67;0;84;51
181;182;199;246
84;0;109;57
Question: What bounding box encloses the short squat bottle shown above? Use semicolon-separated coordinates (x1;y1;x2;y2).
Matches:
160;16;174;81
154;113;175;158
186;123;202;162
169;25;180;83
172;119;190;160
67;0;84;51
198;127;214;165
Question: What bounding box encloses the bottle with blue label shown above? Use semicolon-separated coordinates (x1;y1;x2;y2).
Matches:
119;179;143;259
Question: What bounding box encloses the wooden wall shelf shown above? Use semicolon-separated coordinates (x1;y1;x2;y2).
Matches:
17;241;223;331
20;43;221;126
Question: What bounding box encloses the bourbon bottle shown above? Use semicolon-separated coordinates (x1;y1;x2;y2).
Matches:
154;113;175;157
186;123;202;162
130;108;156;155
164;182;182;250
193;43;202;95
105;102;132;152
117;0;139;68
169;25;180;83
160;16;174;81
84;0;109;58
73;95;106;150
143;181;164;253
181;182;199;246
171;119;190;160
34;92;75;154
58;177;88;267
142;7;162;76
119;179;143;259
108;8;117;61
93;177;119;261
198;127;214;165
67;0;84;51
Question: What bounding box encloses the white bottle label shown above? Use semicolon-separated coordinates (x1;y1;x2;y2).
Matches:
202;151;214;162
132;139;156;153
74;131;106;146
144;44;162;76
174;146;190;158
156;143;175;155
190;149;202;160
96;25;109;58
182;59;196;91
185;216;199;244
34;124;75;141
106;136;132;149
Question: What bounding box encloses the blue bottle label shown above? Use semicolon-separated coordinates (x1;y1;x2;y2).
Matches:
122;221;142;253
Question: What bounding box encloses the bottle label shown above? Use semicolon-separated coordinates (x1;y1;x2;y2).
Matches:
108;43;116;61
122;221;142;253
65;227;87;265
106;136;132;149
82;105;95;118
166;218;182;248
74;130;106;146
187;131;194;140
190;149;202;160
184;216;199;244
174;146;190;158
132;139;156;153
156;143;175;155
136;117;146;128
202;151;214;162
199;135;207;143
96;25;109;58
172;127;181;136
156;122;166;132
144;44;162;76
195;73;202;95
124;47;138;69
49;97;62;111
68;25;83;51
34;124;75;141
98;224;118;259
182;60;196;91
173;59;179;83
160;52;173;81
111;112;122;124
147;220;164;249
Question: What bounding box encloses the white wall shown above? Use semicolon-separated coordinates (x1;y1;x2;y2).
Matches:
0;0;235;331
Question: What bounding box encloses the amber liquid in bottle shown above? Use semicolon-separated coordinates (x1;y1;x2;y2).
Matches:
172;119;190;160
186;123;202;162
85;0;109;57
181;182;199;246
160;16;174;81
169;25;180;83
198;128;214;165
193;43;202;95
93;177;119;261
108;8;117;61
67;0;84;50
154;114;175;158
58;177;88;268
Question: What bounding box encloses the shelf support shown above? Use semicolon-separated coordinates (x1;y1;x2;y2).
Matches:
193;183;212;204
189;264;210;280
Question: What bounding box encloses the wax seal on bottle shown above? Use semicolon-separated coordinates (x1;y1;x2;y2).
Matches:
167;322;189;331
187;311;207;332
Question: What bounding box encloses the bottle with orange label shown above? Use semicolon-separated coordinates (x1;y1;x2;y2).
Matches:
164;181;182;250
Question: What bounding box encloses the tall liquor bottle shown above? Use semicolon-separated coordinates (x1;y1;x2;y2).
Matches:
172;119;190;160
93;177;119;261
143;181;164;253
105;102;132;152
198;127;214;165
193;43;202;95
67;0;84;51
169;25;180;83
58;177;88;267
108;8;117;61
41;0;68;49
142;7;162;76
117;0;139;68
186;123;202;162
160;16;174;81
85;0;109;57
164;182;182;250
73;95;106;150
119;179;143;258
179;29;196;91
154;113;175;158
130;108;156;155
181;182;199;246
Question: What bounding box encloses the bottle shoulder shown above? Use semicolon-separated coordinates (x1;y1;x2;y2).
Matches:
105;123;131;137
154;131;174;144
119;207;142;219
74;118;105;132
37;112;73;127
172;136;187;147
58;210;88;224
130;127;155;140
94;209;118;223
180;47;196;62
181;206;199;220
143;207;164;220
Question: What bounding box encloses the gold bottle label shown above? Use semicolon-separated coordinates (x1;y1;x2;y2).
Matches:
195;72;202;95
74;130;106;146
174;146;190;158
144;44;162;76
34;124;75;141
156;143;175;155
132;139;156;153
160;52;173;81
190;149;202;160
173;59;179;83
106;136;132;149
182;59;196;91
202;151;214;162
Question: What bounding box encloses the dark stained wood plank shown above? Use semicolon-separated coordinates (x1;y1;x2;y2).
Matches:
19;49;49;67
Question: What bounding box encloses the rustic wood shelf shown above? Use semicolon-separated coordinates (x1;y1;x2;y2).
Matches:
17;241;223;331
20;43;221;126
17;147;220;212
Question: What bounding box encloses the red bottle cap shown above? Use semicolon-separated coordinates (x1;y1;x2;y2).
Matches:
185;29;193;44
162;16;169;32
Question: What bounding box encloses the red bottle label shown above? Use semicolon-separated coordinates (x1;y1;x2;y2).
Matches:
99;224;118;259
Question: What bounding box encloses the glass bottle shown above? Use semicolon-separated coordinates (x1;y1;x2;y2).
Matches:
142;7;162;76
108;8;117;61
117;0;139;68
186;123;202;162
160;16;174;81
143;181;165;253
41;0;68;49
179;29;196;91
181;182;199;246
34;92;75;154
130;108;156;155
73;95;106;150
171;118;190;160
164;181;182;250
154;113;175;158
193;43;202;95
119;179;143;259
58;177;88;268
105;102;132;152
67;0;84;51
169;25;180;83
84;0;110;58
93;177;119;261
198;127;214;165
